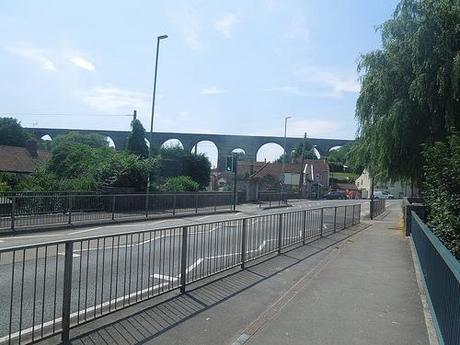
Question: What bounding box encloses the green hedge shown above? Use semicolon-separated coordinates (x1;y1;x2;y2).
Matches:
422;134;460;259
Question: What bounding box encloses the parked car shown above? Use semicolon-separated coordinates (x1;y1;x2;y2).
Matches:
373;191;394;199
323;191;347;200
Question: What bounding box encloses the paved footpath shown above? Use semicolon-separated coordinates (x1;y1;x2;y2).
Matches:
38;201;428;345
243;202;429;345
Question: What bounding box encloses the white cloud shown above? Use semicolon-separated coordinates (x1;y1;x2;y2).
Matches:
214;14;237;38
167;3;203;51
274;86;308;96
83;86;151;113
200;86;228;95
70;56;95;71
5;45;56;71
295;68;360;98
285;16;309;42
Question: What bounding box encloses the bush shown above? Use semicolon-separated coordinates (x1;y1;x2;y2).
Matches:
159;176;199;192
422;134;460;259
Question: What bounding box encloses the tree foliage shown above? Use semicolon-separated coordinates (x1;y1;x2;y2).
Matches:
0;117;31;147
52;132;109;149
422;133;460;259
159;176;199;192
156;146;211;190
276;137;317;164
126;119;149;159
355;0;460;184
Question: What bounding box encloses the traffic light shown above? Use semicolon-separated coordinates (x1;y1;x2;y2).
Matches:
225;155;234;172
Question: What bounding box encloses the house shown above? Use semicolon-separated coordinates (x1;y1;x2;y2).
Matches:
0;141;50;175
355;170;417;198
234;160;330;201
335;182;359;199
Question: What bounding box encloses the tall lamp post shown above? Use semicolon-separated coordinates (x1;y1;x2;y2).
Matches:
147;34;168;193
281;116;291;202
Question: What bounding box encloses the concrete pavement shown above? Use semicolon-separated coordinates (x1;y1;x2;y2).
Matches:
242;201;429;345
32;200;425;345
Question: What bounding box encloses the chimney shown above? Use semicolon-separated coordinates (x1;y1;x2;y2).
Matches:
25;140;38;158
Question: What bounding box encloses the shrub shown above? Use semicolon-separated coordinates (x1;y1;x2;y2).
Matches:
422;134;460;259
159;176;199;192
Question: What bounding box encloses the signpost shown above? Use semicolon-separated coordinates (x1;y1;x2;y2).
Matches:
226;154;238;211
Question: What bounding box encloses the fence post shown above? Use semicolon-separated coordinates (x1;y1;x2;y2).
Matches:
195;194;198;214
352;205;356;225
370;199;374;220
241;219;247;269
320;208;324;237
333;207;337;232
68;195;72;225
11;196;16;230
343;206;347;229
180;226;188;293
302;210;307;245
214;194;217;212
111;195;116;220
61;241;74;343
145;193;149;218
278;213;283;254
173;194;177;216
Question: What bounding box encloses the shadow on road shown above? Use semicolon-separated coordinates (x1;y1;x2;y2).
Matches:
41;224;369;345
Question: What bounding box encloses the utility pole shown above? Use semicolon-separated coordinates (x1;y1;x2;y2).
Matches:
133;109;137;121
281;116;291;202
299;132;307;195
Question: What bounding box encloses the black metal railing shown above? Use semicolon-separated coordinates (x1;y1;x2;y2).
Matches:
0;203;361;344
370;198;386;219
410;212;460;345
0;192;236;232
257;192;302;207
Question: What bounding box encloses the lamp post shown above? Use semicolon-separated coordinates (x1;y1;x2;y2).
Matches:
147;34;168;193
281;116;291;202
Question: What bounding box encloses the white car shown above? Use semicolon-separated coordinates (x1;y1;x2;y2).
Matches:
373;191;394;199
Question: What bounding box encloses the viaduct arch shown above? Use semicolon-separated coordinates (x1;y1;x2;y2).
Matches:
29;128;353;171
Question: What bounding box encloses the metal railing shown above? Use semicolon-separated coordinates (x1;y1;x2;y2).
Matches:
0;192;235;232
0;203;361;344
257;192;301;208
410;212;460;345
370;198;386;219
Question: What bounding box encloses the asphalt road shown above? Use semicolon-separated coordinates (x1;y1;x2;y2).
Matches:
0;199;371;343
0;199;368;249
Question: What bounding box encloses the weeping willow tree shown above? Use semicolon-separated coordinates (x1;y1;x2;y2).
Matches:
354;0;460;186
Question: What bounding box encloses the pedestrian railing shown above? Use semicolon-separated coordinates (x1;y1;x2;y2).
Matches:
410;212;460;345
257;192;302;207
0;192;235;232
370;198;386;219
0;203;361;344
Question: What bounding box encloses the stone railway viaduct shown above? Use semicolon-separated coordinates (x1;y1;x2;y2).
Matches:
29;128;353;170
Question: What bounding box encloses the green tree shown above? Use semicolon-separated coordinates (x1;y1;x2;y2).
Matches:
0;117;30;147
276;137;317;164
53;132;109;149
355;0;460;185
422;133;460;258
126;119;149;159
159;176;199;192
156;146;211;190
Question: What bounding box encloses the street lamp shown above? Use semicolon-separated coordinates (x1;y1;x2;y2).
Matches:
149;34;168;152
147;34;168;193
281;116;291;201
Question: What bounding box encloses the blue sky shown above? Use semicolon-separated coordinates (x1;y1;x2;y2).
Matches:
0;0;399;165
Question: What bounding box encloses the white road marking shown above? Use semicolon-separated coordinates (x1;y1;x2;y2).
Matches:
152;274;178;282
70;227;103;235
0;280;170;344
